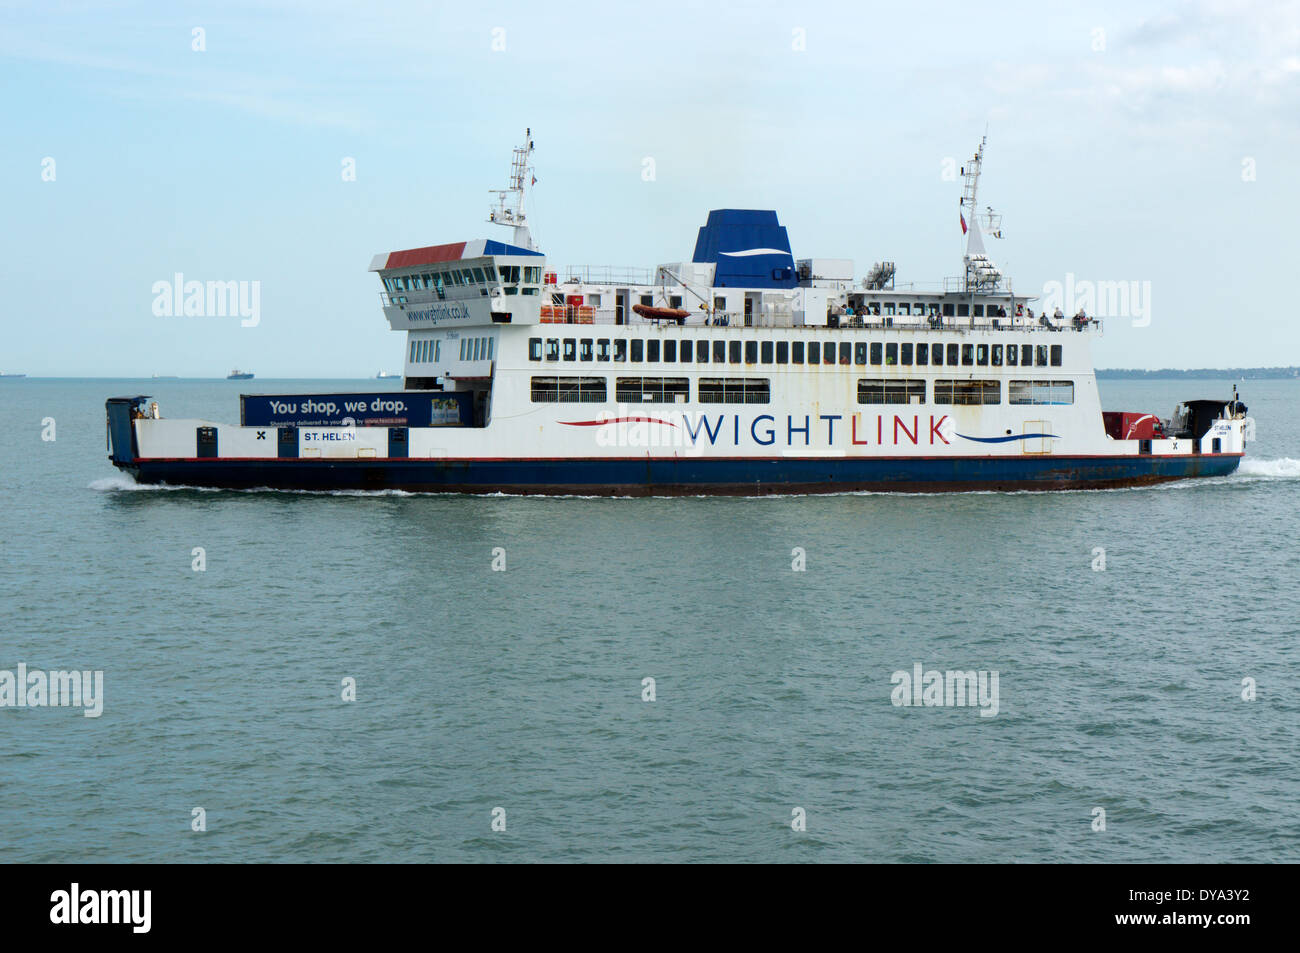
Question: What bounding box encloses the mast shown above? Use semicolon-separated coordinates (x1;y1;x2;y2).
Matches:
959;136;1003;293
487;128;537;250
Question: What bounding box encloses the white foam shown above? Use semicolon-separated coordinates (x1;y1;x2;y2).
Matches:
1237;457;1300;479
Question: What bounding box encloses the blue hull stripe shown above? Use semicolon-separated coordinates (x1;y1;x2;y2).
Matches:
118;454;1243;495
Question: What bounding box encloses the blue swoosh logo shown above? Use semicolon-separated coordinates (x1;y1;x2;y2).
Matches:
957;432;1059;443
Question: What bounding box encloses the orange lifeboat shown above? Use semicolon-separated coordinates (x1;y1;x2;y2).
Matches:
632;304;690;325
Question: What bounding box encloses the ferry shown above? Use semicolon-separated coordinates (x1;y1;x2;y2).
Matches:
105;132;1253;494
227;369;254;381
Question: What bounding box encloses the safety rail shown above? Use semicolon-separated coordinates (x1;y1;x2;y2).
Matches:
537;309;1102;333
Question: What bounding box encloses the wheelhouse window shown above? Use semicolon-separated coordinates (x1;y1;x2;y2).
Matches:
530;376;607;403
1009;380;1075;405
857;379;926;404
615;377;690;403
934;379;1001;405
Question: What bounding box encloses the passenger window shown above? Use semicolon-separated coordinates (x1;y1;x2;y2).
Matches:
808;342;820;364
579;339;593;362
646;339;660;362
614;340;627;362
916;343;928;364
885;343;898;365
792;341;804;364
824;344;836;366
528;338;542;361
870;342;882;365
745;341;758;363
545;339;559;362
713;341;725;363
776;341;788;364
761;341;773;364
596;339;610;361
631;340;644;362
839;343;851;365
663;340;676;362
1051;345;1063;366
1036;345;1048;367
962;344;974;365
680;340;692;362
901;343;913;365
947;343;959;365
563;338;576;361
976;344;988;366
992;344;1002;366
730;341;742;363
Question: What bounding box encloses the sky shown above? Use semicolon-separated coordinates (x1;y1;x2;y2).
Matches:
3;0;1299;376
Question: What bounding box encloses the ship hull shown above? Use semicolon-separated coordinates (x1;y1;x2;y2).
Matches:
118;452;1243;495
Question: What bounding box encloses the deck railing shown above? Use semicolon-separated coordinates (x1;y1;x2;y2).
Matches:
537;308;1102;334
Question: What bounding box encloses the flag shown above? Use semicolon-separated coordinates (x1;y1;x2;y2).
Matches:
531;175;537;186
960;212;967;235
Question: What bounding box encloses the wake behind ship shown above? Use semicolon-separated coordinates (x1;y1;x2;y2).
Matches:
106;133;1253;494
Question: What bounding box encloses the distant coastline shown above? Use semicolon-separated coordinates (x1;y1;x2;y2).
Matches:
1097;367;1300;380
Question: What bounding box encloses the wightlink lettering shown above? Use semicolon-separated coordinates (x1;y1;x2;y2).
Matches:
681;412;951;447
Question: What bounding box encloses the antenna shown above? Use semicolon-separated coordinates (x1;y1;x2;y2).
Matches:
487;128;536;250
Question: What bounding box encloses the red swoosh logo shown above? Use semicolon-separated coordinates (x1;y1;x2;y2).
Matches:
560;417;677;427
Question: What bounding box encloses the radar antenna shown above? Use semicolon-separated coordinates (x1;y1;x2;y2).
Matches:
487;128;537;250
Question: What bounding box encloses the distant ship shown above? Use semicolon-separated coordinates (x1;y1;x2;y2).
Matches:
376;370;400;379
152;374;179;380
227;369;254;380
0;372;25;378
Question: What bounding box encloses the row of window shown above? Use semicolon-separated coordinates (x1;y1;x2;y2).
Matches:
410;339;442;363
531;377;773;404
460;336;494;362
409;337;496;365
385;265;545;301
529;376;1075;406
528;337;1063;368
